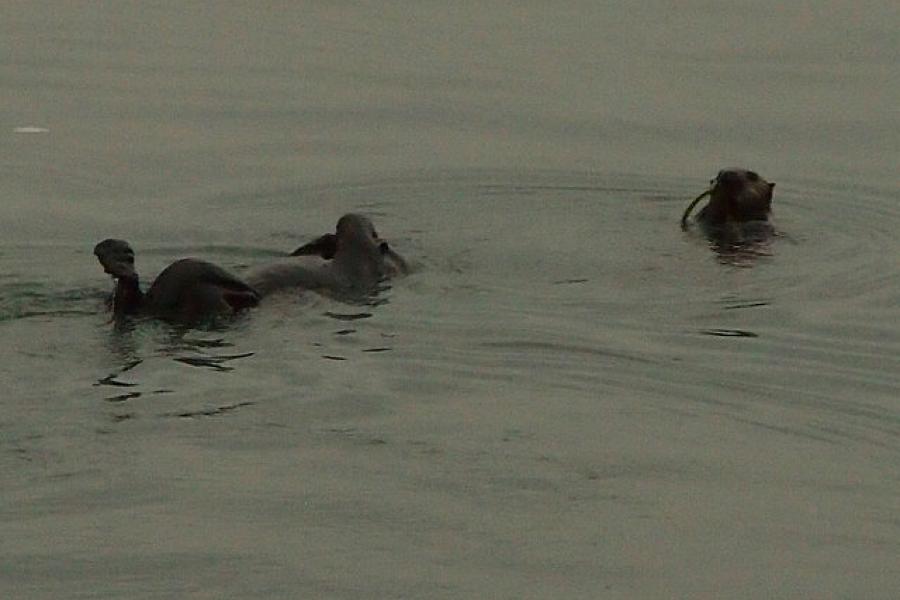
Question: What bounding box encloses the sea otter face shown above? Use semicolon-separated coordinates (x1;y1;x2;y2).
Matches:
681;168;776;229
333;213;409;282
711;168;755;191
335;213;382;252
94;239;138;280
287;214;409;286
710;169;775;223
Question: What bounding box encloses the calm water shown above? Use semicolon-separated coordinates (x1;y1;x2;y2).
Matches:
2;2;899;598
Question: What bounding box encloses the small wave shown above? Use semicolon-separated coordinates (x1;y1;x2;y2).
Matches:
0;282;105;323
173;352;255;372
699;328;759;338
163;401;256;419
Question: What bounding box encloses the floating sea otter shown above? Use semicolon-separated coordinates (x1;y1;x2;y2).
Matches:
245;213;408;297
681;168;775;230
94;239;260;322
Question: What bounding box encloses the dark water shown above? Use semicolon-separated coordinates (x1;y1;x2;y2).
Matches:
2;3;899;598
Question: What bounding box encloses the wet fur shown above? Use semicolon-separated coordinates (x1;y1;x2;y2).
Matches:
681;169;775;230
247;213;407;298
94;240;259;323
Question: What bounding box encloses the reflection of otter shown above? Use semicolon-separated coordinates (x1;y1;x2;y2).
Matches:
681;169;775;230
94;239;260;322
246;213;408;297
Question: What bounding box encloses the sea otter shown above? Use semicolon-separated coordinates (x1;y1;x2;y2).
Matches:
681;168;775;229
94;239;259;322
245;213;408;297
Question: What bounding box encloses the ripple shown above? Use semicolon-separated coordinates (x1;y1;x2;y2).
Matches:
319;170;900;454
104;392;142;403
699;329;759;338
163;401;256;419
324;311;373;321
0;282;104;323
4;170;900;462
172;352;254;372
775;182;900;302
720;300;770;311
95;375;138;388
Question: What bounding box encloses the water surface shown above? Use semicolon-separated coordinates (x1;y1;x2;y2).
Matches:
2;2;899;598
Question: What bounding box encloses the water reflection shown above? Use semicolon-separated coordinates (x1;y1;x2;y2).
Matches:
94;359;142;388
104;391;142;403
324;311;373;321
172;352;254;372
698;221;777;267
699;328;759;338
163;401;256;419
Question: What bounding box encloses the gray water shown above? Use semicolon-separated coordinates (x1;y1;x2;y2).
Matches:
2;2;899;598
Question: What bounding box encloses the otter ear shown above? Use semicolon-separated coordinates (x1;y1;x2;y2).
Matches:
769;183;775;190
